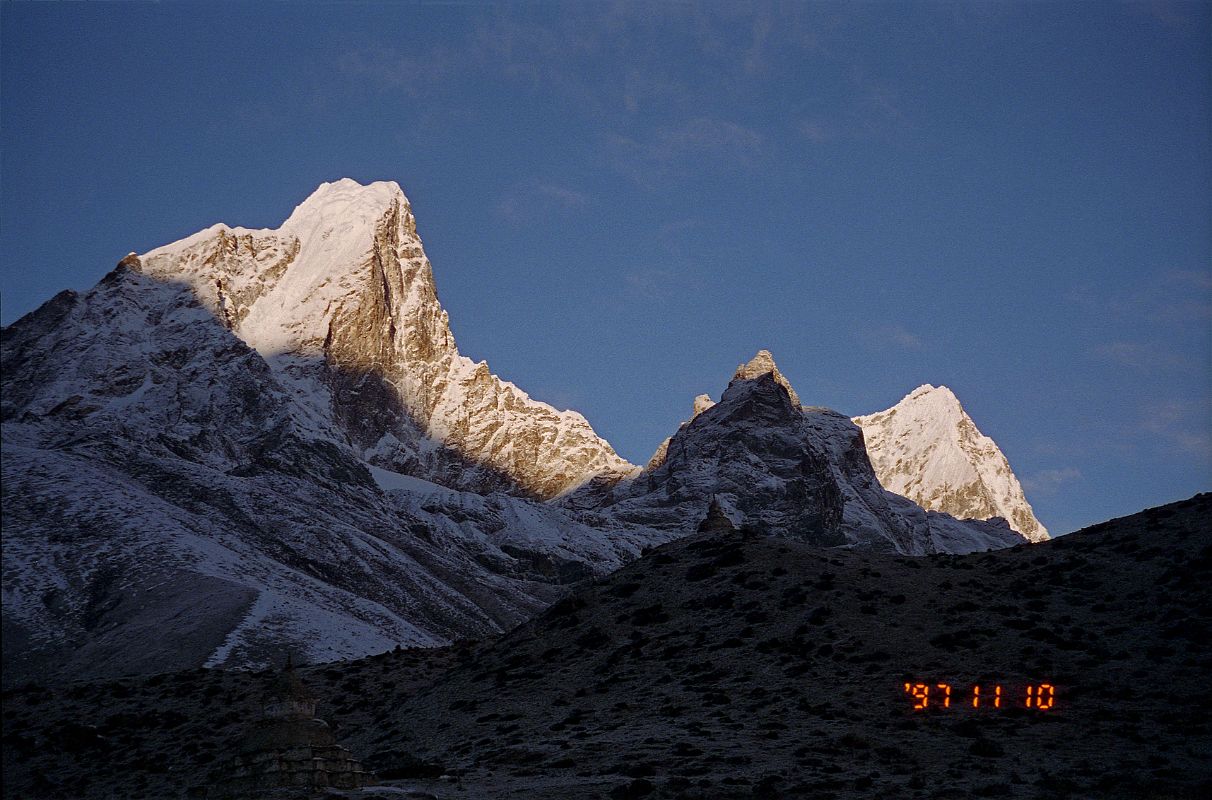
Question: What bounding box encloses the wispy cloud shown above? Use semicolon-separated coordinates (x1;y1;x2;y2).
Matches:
622;268;679;303
862;324;925;352
608;117;764;186
1126;0;1198;30
1022;467;1082;496
493;181;590;223
799;119;835;143
1142;399;1212;457
322;6;910;171
537;183;590;209
1094;340;1195;372
743;10;774;76
335;45;458;99
796;66;907;144
1071;268;1212;324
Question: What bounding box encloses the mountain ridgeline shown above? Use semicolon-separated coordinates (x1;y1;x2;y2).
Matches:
1;179;1047;683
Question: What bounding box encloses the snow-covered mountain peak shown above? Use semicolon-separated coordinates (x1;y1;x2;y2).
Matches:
853;386;1049;542
905;383;960;407
887;385;970;428
731;349;801;407
132;179;633;499
282;178;412;234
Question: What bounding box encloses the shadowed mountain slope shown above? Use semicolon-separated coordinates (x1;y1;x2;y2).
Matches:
0;263;656;686
5;495;1203;799
373;493;1211;798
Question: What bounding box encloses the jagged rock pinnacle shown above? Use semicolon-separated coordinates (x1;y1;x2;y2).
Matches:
692;394;715;417
733;349;778;380
731;350;801;408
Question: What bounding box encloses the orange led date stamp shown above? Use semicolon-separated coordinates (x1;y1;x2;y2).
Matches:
902;682;1056;711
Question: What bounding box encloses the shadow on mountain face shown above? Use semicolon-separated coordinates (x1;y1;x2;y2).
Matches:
0;262;538;498
4;495;1208;799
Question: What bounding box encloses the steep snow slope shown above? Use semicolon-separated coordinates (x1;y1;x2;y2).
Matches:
138;178;634;498
575;351;1025;554
854;384;1049;542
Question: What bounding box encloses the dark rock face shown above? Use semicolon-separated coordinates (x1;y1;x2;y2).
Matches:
592;370;846;546
570;351;1019;553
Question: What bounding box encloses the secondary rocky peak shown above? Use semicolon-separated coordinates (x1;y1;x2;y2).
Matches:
730;349;801;407
733;349;778;380
577;349;1023;553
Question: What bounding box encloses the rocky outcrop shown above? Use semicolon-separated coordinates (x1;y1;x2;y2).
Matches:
854;384;1049;542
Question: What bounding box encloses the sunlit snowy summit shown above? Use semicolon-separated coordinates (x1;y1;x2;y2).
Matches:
855;384;1049;543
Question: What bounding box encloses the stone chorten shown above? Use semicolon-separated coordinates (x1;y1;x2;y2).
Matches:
697;496;737;535
210;658;370;797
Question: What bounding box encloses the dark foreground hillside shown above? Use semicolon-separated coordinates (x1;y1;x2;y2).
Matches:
4;494;1211;799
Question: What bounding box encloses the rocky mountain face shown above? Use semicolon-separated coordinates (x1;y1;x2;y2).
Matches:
854;384;1049;542
2;179;1042;684
573;351;1025;554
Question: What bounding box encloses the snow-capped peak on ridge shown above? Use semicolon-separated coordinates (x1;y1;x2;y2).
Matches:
572;346;1025;554
906;383;959;407
282;178;413;233
853;384;1049;542
733;349;779;380
133;178;634;498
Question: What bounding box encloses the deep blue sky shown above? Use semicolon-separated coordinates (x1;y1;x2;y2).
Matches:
3;2;1209;535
